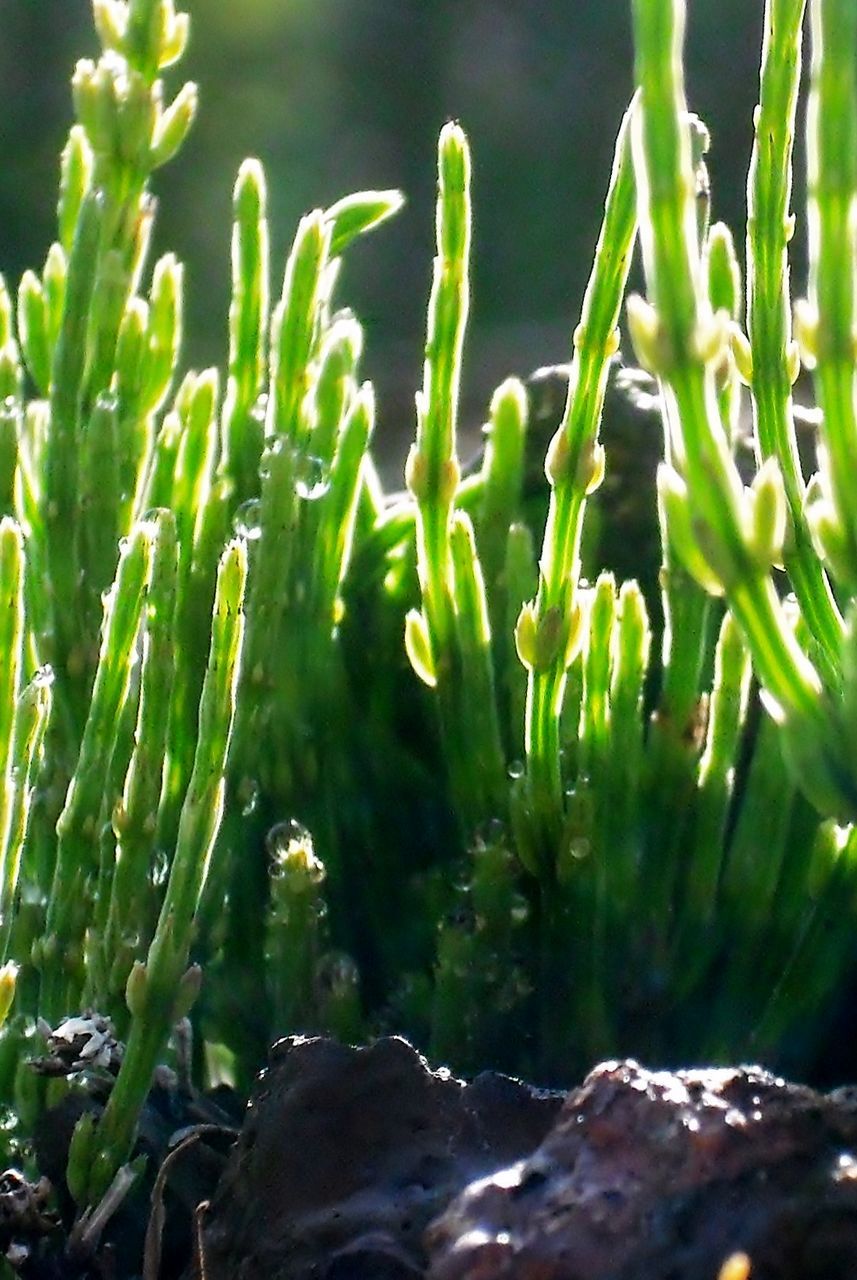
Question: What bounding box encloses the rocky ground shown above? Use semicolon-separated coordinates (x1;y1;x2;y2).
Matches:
8;1035;857;1279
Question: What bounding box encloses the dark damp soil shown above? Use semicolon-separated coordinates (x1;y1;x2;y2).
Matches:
8;1035;857;1280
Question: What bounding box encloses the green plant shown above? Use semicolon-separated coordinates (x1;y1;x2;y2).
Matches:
0;0;856;1242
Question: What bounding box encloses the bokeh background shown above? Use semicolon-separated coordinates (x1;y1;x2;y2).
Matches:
2;1;781;473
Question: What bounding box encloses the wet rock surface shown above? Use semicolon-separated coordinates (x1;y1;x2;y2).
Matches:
197;1044;857;1280
20;1042;857;1278
427;1058;857;1280
197;1035;563;1280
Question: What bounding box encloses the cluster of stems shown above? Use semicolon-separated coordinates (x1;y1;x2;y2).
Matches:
1;0;857;1242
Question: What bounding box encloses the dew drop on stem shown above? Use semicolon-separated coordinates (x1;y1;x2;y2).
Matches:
510;897;530;925
295;455;330;501
232;498;262;542
250;393;268;426
266;817;314;858
472;817;506;850
265;818;324;884
567;837;590;862
238;776;259;817
150;849;169;889
316;949;358;996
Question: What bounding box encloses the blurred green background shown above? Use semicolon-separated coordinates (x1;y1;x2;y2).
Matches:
2;1;778;471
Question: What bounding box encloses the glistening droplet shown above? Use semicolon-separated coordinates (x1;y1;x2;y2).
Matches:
232;498;262;541
295;455;330;501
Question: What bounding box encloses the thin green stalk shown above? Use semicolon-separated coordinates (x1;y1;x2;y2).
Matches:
118;254;183;528
73;0;195;328
226;438;295;791
308;317;362;474
0;673;52;964
406;124;505;833
267;211;329;444
81;538;245;1207
97;510;178;1009
578;574;617;1042
670;611;751;996
158;371;221;836
39;523;152;1022
137;407;181;513
0;521;50;967
18;268;53;399
0;403;17;522
323;189;404;260
475;378;527;625
264;821;327;1034
313;383;374;636
57;125;93;255
687;613;751;918
578;576;615;786
45;190;101;693
802;0;857;584
36;1;194;749
630;0;830;783
221;159;269;505
722;712;797;925
450;512;506;820
79;393;122;618
602;580;650;924
705;223;742;444
406;123;469;678
0;521;24;789
745;0;842;679
520;94;638;860
503;522;537;756
430;823;529;1075
642;467;713;945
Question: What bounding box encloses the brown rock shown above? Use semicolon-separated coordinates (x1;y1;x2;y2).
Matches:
198;1035;562;1280
426;1058;857;1280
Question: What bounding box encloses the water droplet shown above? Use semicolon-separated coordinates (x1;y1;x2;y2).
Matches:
511;897;530;924
507;759;525;780
0;1106;19;1134
250;393;268;425
266;817;312;857
232;498;262;542
295;455;330;501
473;817;506;851
259;435;287;481
94;389;119;414
238;776;259;817
150;849;169;888
567;837;590;861
266;818;325;884
316;950;359;996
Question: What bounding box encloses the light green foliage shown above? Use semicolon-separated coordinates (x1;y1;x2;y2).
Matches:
406;124;506;832
1;0;857;1234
